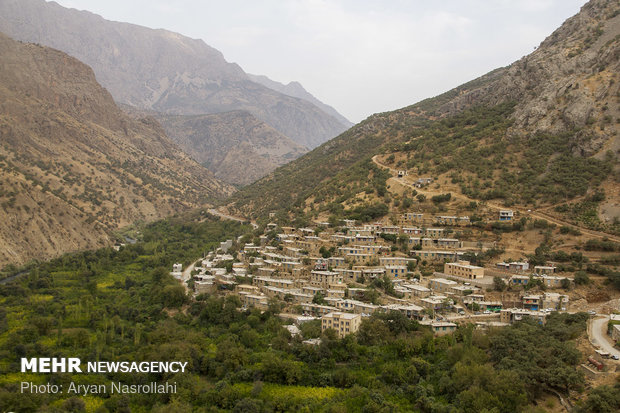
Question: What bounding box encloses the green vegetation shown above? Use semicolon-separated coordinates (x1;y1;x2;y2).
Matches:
228;98;613;229
0;216;591;412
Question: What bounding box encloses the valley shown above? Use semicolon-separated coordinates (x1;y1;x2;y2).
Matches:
0;0;619;411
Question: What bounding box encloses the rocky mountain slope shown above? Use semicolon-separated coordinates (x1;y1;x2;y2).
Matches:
227;0;619;233
0;32;233;267
0;0;350;150
248;74;354;128
122;107;308;186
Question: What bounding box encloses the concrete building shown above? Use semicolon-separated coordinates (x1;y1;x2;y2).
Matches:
420;320;457;336
428;277;458;293
321;312;362;338
444;260;484;280
310;270;343;288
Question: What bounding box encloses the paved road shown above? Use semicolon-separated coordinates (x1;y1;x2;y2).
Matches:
589;316;620;358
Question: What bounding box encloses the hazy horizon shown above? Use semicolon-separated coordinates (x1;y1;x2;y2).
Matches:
53;0;587;123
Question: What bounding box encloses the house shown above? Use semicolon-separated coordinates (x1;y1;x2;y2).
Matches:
406;284;432;298
384;265;407;278
380;256;416;267
428;278;458;293
402;227;423;235
541;275;568;288
611;324;620;342
444;261;485;280
542;292;569;310
380;225;400;235
334;268;362;283
172;263;182;273
415;178;433;187
310;270;343;288
219;239;233;252
499;210;514;221
321;312;362;338
411;250;464;262
500;308;547;324
420;295;448;311
300;303;337;316
402;213;424;223
522;295;542;311
420;320;457;336
534;265;556;275
424;228;445;238
435;216;458;226
243;294;269;310
397;170;408;178
383;303;423;319
509;274;530;285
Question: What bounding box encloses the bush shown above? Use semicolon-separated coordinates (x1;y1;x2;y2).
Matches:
574;271;590;285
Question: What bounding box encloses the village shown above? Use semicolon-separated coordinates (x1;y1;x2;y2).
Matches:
170;207;614;340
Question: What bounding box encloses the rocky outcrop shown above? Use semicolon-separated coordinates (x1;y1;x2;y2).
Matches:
123;108;308;186
429;0;619;156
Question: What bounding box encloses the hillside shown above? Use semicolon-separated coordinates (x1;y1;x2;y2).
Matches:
0;32;233;267
125;109;308;186
248;73;354;128
227;0;619;235
0;0;350;149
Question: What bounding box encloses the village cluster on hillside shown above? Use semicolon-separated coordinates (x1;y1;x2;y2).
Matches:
168;208;602;343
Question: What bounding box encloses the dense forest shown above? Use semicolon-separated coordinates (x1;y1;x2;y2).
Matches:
0;217;617;412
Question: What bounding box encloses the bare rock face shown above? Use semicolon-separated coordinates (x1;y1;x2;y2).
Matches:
0;0;350;149
432;0;619;156
0;33;233;266
123;108;308;186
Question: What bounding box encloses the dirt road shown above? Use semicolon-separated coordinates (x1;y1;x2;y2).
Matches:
372;155;620;242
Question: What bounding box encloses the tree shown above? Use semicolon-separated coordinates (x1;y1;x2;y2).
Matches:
493;276;506;292
312;292;327;305
574;271;589;285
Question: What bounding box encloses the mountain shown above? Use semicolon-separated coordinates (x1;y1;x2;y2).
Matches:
227;0;619;234
122;107;308;186
0;32;233;267
0;0;350;150
248;74;354;128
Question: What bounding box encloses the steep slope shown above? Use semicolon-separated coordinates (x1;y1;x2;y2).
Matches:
227;0;619;234
0;32;233;267
122;108;308;186
248;74;354;128
0;0;349;149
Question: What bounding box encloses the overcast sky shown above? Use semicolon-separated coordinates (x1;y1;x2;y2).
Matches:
54;0;587;123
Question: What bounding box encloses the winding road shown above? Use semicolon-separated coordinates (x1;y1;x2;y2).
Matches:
589;316;620;358
208;208;258;229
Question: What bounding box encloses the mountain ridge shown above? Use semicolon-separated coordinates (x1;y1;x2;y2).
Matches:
0;32;232;267
121;106;308;186
0;0;350;150
227;0;619;234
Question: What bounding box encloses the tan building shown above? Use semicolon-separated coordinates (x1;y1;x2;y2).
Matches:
321;312;362;338
444;260;485;280
310;270;343;288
